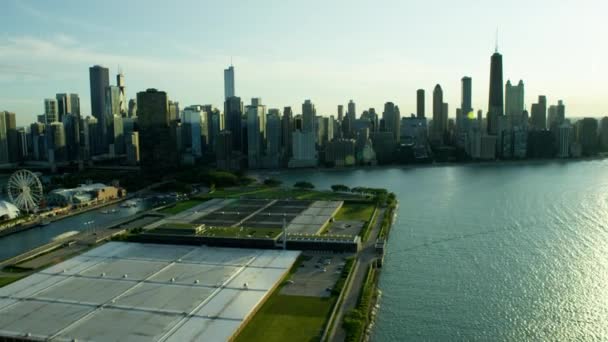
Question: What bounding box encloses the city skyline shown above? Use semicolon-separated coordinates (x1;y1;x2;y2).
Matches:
2;0;607;126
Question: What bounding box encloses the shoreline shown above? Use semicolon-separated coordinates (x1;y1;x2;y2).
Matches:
252;155;608;177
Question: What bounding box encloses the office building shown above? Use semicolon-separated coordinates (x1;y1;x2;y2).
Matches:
281;106;294;164
117;72;127;117
417;89;425;119
599;117;608;151
432;84;446;142
382;102;400;143
48;122;66;162
224;65;235;99
576;118;598;156
44;98;58;123
461;77;472;115
302;99;316;133
137;88;178;172
505;80;524;117
337;105;344;121
530;96;547;130
0;113;9;164
1;111;18;163
89;65;110;145
126;131;140;165
347;100;356;123
62;113;80;160
557;122;572;158
288;130;317;168
224;96;243;153
128;99;137;117
488;49;504;135
263;110;281;169
479;135;497;160
56;93;80;122
325;139;356;167
246;98;266;169
182;105;204;157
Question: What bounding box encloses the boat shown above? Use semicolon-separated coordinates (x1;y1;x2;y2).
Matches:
120;200;138;208
100;209;118;214
38;220;51;227
52;230;79;241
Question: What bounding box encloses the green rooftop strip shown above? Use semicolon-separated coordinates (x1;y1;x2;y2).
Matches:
158;199;209;215
200;226;282;239
199;186;369;201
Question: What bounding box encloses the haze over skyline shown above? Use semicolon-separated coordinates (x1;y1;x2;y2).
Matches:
1;0;606;126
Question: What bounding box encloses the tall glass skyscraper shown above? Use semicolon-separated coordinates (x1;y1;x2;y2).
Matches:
89;65;110;150
224;65;235;99
488;51;504;135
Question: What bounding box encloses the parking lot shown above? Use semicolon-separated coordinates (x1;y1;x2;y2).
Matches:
280;254;347;297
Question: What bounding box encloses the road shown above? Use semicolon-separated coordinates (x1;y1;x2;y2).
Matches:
330;208;385;342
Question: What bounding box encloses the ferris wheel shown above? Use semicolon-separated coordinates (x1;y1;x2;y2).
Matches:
7;169;44;213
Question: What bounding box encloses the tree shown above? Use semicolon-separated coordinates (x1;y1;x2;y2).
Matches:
331;184;350;192
293;181;315;189
263;178;282;187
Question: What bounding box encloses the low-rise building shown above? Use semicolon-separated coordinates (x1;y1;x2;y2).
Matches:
48;183;126;206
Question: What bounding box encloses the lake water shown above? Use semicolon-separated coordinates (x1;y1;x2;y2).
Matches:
0;199;158;261
272;160;608;340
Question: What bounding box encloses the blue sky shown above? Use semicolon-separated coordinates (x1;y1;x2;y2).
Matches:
1;0;606;125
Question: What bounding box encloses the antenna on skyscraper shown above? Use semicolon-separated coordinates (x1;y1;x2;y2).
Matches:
495;28;499;53
230;56;233;67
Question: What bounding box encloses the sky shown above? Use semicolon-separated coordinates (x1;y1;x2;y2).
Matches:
1;0;607;126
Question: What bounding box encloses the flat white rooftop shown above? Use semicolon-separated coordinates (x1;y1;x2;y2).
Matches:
0;242;300;341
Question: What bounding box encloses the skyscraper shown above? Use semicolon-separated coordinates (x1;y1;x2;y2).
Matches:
137;88;178;172
264;110;281;168
382;102;400;143
505;80;525;117
224;96;243;153
416;89;425;119
0;112;11;164
44;98;58;123
89;65;110;141
56;93;80;121
337;105;344;122
488;50;504;135
128;99;137;117
461;77;472;115
530;95;547;130
281;106;294;164
302;99;316;133
246;98;266;169
104;85;122;153
224;65;235;99
347;100;356;122
2;111;17;163
117;72;127;117
432;84;446;141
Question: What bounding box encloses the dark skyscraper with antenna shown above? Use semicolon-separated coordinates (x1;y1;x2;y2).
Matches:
488;49;503;135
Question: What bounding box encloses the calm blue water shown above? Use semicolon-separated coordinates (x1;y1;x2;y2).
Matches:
271;160;608;340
